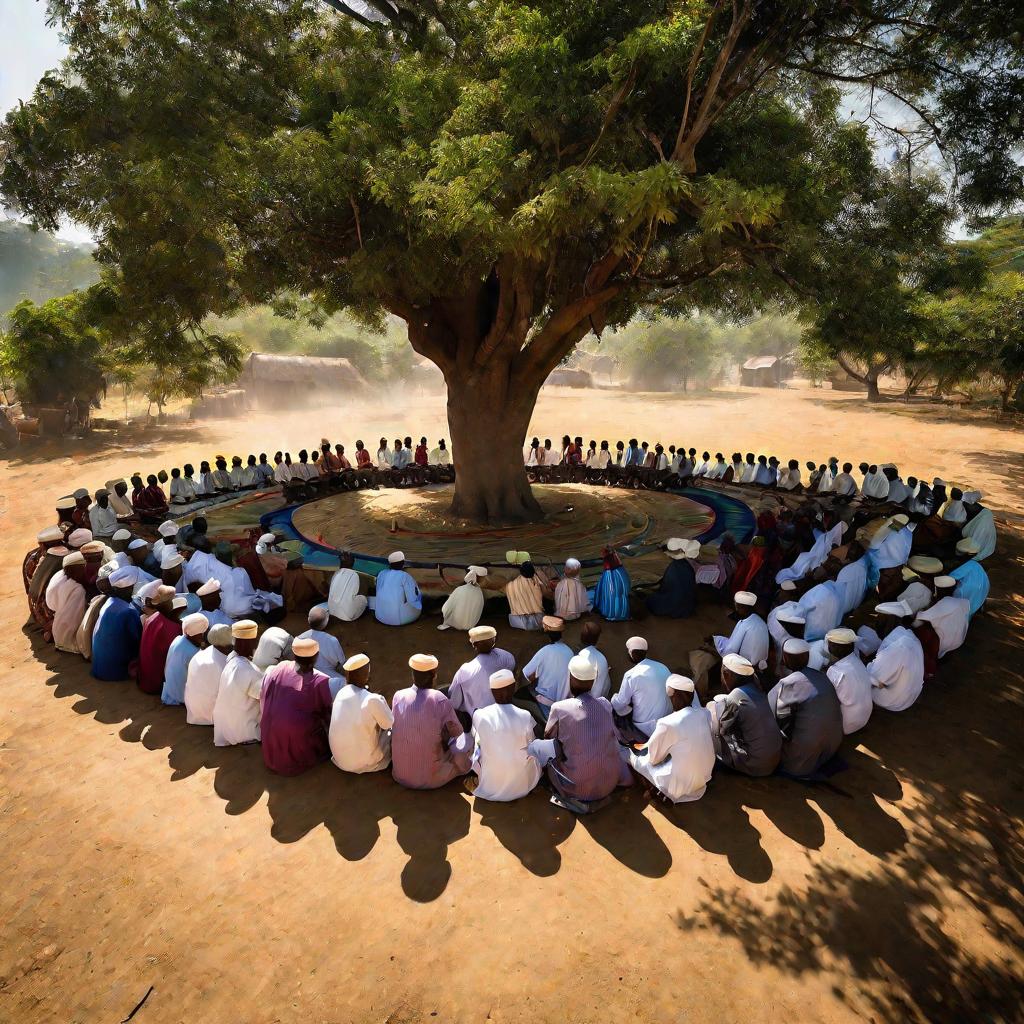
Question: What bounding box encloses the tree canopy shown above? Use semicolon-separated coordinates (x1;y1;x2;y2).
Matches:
2;0;1021;517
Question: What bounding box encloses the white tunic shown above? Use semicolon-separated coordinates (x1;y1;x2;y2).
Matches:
897;581;933;614
297;628;346;681
575;645;611;700
869;626;924;712
797;583;843;641
329;684;393;773
630;702;715;803
213;653;264;746
440;582;485;630
523;641;574;706
739;462;757;483
836;557;869;615
826;652;873;734
916;597;970;657
713;614;770;667
611;658;673;736
831;472;857;496
861;472;890;499
471;703;542;801
326;567;368;621
184;646;229;725
46;571;86;655
554;576;591;621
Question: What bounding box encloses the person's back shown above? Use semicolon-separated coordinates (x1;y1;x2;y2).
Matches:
329;682;394;773
613;658;672;735
259;660;333;775
869;626;925;711
214;652;264;746
638;705;716;803
471;702;541;801
770;668;843;777
545;692;625;801
185;645;228;725
391;685;464;789
718;683;782;776
647;558;696;618
91;595;142;681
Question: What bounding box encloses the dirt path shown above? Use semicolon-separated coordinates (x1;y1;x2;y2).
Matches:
1;385;1022;1023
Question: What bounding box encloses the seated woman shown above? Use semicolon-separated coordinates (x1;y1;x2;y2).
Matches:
133;473;169;523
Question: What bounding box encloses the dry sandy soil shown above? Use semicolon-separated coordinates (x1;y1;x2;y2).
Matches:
1;383;1022;1024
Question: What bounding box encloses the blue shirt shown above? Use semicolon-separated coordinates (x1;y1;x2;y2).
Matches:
91;597;143;681
374;567;422;625
950;560;989;617
625;445;643;467
162;635;201;705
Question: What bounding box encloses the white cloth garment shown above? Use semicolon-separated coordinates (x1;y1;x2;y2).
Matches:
76;594;107;661
713;614;770;667
470;703;542;801
826;652;874;734
523;641;574;706
326;567;368;622
862;472;890;499
961;508;996;560
46;571;86;655
183;550;233;591
871;524;915;570
869;626;924;712
441;582;485;631
184;646;229;725
554;576;591;621
611;658;673;737
941;500;967;524
88;503;118;538
831;472;857;496
798;582;843;642
836;556;869;615
739;462;757;484
777;523;843;584
767;601;805;674
297;628;345;681
630;699;715;803
916;597;970;657
897;581;933;615
575;645;611;700
213;653;265;746
329;684;394;773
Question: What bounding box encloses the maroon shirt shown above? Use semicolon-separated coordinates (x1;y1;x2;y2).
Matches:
544;693;631;801
137;612;182;695
259;662;334;776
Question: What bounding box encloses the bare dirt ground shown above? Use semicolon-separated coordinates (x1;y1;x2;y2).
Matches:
1;383;1022;1024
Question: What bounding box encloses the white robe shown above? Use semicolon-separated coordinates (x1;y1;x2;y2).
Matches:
213;653;264;746
470;703;542;802
554;576;591;621
871;525;914;570
329;684;394;773
826;653;873;734
916;597;970;657
575;645;611;700
961;508;996;560
326;567;368;621
611;658;673;736
441;582;485;631
739;462;757;483
768;601;805;674
713;614;770;668
297;628;346;684
941;500;967;524
630;699;716;803
797;582;843;642
861;472;889;499
776;522;844;584
46;571;86;655
184;646;229;725
836;557;869;615
831;472;857;496
897;581;933;614
869;626;924;712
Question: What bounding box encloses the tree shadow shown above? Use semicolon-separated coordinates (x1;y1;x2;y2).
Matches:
963;449;1024;511
1;423;204;467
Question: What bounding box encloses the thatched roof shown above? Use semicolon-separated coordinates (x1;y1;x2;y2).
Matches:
244;352;367;387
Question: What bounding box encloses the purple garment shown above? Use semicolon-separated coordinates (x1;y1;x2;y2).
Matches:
544;693;631;801
447;648;516;718
391;686;472;790
259;662;334;776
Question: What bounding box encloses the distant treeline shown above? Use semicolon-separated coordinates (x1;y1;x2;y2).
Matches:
0;221;99;318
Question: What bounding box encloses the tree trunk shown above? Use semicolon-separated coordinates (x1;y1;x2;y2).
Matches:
866;374;881;402
444;358;544;524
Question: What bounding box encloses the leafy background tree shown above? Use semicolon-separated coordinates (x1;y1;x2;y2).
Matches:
2;0;1021;520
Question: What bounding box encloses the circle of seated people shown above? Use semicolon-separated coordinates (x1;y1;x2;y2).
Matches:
22;433;994;814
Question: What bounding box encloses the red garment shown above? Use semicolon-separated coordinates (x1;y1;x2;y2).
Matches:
237;549;273;591
259;663;333;775
566;444;582;466
338;453;352;470
356;448;371;468
23;545;42;594
731;545;766;595
135;484;168;512
322;451;343;473
72;506;90;528
137;612;182;695
415;445;429;467
602;546;622;570
913;621;940;682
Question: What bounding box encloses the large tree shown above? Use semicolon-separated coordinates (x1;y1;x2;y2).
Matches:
2;1;1021;520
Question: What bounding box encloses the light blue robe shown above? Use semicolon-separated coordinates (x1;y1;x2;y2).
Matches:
373;568;422;625
950;560;989;617
162;635;201;705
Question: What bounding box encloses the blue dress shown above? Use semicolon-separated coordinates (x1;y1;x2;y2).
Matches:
162;635;201;705
91;597;143;681
593;566;631;621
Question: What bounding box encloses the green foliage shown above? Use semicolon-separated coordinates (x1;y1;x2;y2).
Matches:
0;292;106;405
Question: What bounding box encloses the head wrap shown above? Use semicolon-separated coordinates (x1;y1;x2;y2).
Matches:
409;653;439;671
564;558;581;572
343;653;370;672
208;623;233;646
37;526;63;543
722;653;754;676
197;578;221;595
73;487;90;500
67;528;92;548
735;591;757;607
625;636;648;653
665;537;689;559
468;626;497;642
62;551;86;568
488;669;516;690
567;654;597;681
232;619;259;639
542;615;565;632
81;541;105;556
956;538;980;555
161;551;184;570
666;674;695;694
112;528;132;542
783;638;810;655
908;555;942;575
934;575;957;588
153;584;177;603
388;551;405;565
158;521;179;538
171;596;187;610
876;600;913;618
292;637;320;658
181;613;209;637
826;628;857;644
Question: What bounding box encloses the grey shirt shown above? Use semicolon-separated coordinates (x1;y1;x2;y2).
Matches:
717;683;782;777
768;668;844;777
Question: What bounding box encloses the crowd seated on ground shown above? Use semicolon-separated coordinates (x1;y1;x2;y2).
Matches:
21;428;994;814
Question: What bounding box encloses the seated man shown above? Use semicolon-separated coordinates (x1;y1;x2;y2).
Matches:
948;538;989;616
712;655;782;777
518;616;574;722
445;626;516;728
768;639;844;778
391;653;472;789
429;438;453;482
645;537;697;618
352;441;376;487
543;654;632;809
325;550;369;622
898;555;943;613
45;551;89;655
712;590;770;666
372;550;422;626
554;557;591;621
823;627;873;735
259;636;334;776
867;601;925;712
168;467;196;506
914;579;970;658
91;569;143;680
505;560;546;630
610;636;671;742
296;605;346;689
438;565;488;631
162;612;209;706
329;654;394;774
213;620;264;746
470;669;545;802
196;577;233;629
88;488;118;539
137;584;183;694
184;622;234;726
629;674;716;804
134;474;169;522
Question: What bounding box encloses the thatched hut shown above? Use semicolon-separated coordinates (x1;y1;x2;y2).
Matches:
241;353;367;408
